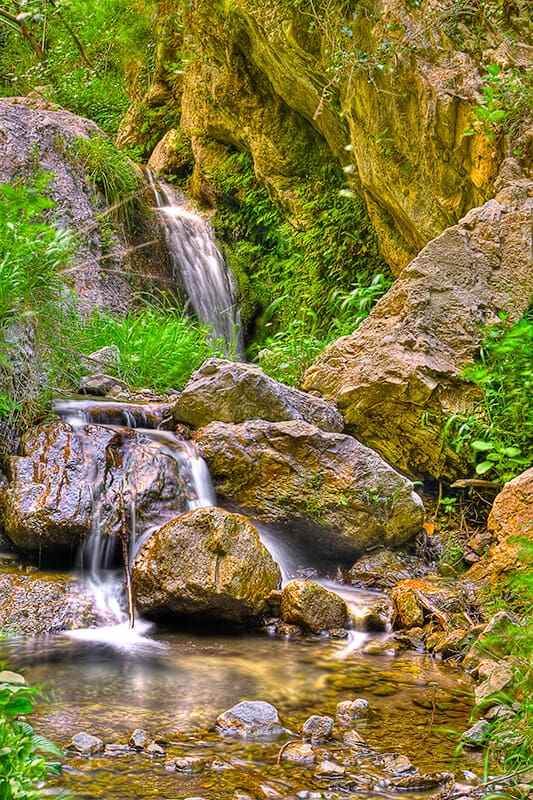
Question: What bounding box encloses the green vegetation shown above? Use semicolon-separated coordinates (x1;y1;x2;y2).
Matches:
448;307;533;483
0;0;156;135
0;669;65;799
208;150;391;385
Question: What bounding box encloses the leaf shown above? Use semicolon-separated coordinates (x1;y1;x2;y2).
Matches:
487;109;508;124
476;461;494;475
4;696;34;717
471;440;494;452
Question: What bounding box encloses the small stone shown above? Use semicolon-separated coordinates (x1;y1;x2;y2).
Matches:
343;729;367;748
281;741;316;764
69;732;104;755
389;772;454;790
301;715;334;742
172;756;205;773
216;700;286;738
128;729;151;749
145;742;165;756
209;758;235;770
462;720;491;746
314;760;345;778
0;670;26;685
336;698;369;725
382;753;415;774
474;663;514;703
281;580;348;633
79;374;128;396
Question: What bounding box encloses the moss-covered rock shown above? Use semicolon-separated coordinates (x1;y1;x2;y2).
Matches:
281;579;348;633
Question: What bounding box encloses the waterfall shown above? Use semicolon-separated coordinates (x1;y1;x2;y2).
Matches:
145;170;243;356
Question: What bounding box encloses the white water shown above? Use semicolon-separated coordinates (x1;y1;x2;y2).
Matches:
146;170;243;355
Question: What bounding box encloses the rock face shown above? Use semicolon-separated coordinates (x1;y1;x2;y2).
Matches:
468;467;533;581
303;167;533;479
119;0;525;273
195;419;424;560
173;358;344;432
0;419;190;551
281;580;348;633
132;507;282;623
0;571;104;635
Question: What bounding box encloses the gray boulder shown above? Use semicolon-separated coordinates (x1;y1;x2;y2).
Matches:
195;419;424;559
173;358;343;432
216;700;286;738
132;507;282;623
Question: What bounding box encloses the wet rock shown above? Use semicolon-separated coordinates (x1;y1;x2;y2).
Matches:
145;742;165;756
216;700;286;739
173;358;344;432
314;760;345;778
281;580;347;633
347;549;423;590
336;699;370;725
280;742;315;764
303;166;533;480
132;507;281;624
301;715;334;742
390;579;462;630
79;374;128;396
69;732;104;754
343;729;367;748
196;419;424;560
0;571;104;635
129;729;151;749
387;772;454;790
0;419;190;552
462;720;491;746
382;754;415;774
165;756;206;773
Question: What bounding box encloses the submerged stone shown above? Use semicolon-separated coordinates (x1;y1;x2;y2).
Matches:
132;507;282;624
216;700;286;738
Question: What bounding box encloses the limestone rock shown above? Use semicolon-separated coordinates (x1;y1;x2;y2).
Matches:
0;571;104;635
281;580;347;633
215;700;286;738
173;358;343;432
303;170;533;479
0;419;190;551
132;507;281;623
195;419;424;560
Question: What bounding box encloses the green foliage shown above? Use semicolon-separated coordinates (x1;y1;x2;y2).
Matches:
0;669;66;799
448;307;533;483
66;304;226;392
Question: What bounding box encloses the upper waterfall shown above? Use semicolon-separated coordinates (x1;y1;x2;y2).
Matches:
145;170;243;356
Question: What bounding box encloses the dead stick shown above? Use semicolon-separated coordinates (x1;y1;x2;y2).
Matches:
119;492;135;629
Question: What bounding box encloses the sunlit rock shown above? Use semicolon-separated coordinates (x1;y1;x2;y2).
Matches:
132;507;282;624
280;741;315;763
69;732;104;754
301;715;334;742
173;358;344;432
281;580;347;634
336;699;369;726
195;419;424;560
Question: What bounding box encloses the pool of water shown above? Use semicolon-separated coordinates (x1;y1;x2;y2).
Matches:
1;625;482;800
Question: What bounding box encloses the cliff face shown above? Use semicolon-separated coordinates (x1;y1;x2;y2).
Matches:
118;0;531;273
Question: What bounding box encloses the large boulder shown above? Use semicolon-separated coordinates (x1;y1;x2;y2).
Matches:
0;419;191;552
173;358;344;432
468;467;533;582
303;165;533;480
0;571;105;635
132;507;282;623
195;419;424;560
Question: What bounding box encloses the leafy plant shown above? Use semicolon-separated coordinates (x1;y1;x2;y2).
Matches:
0;669;66;799
463;64;510;142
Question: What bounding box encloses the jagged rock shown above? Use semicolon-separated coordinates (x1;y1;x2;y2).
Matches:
461;720;491;746
195;419;424;560
382;754;415;774
281;580;347;633
0;571;104;635
303;167;533;480
301;715;334;742
69;732;104;755
215;700;286;738
173;358;344;432
469;467;533;581
462;612;521;670
132;507;281;623
0;419;190;551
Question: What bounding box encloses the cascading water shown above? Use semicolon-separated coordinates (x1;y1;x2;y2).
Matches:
145;169;243;356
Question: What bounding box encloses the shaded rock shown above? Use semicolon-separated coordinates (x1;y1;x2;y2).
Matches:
146;742;165;756
301;715;334;742
0;571;105;635
132;507;281;623
81;345;121;374
462;720;491;746
216;700;286;738
303;167;533;480
336;699;370;726
69;732;104;754
79;374;128;396
173;358;343;432
196;420;424;560
281;580;347;633
0;419;190;552
469;468;533;582
347;549;424;589
280;742;315;764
